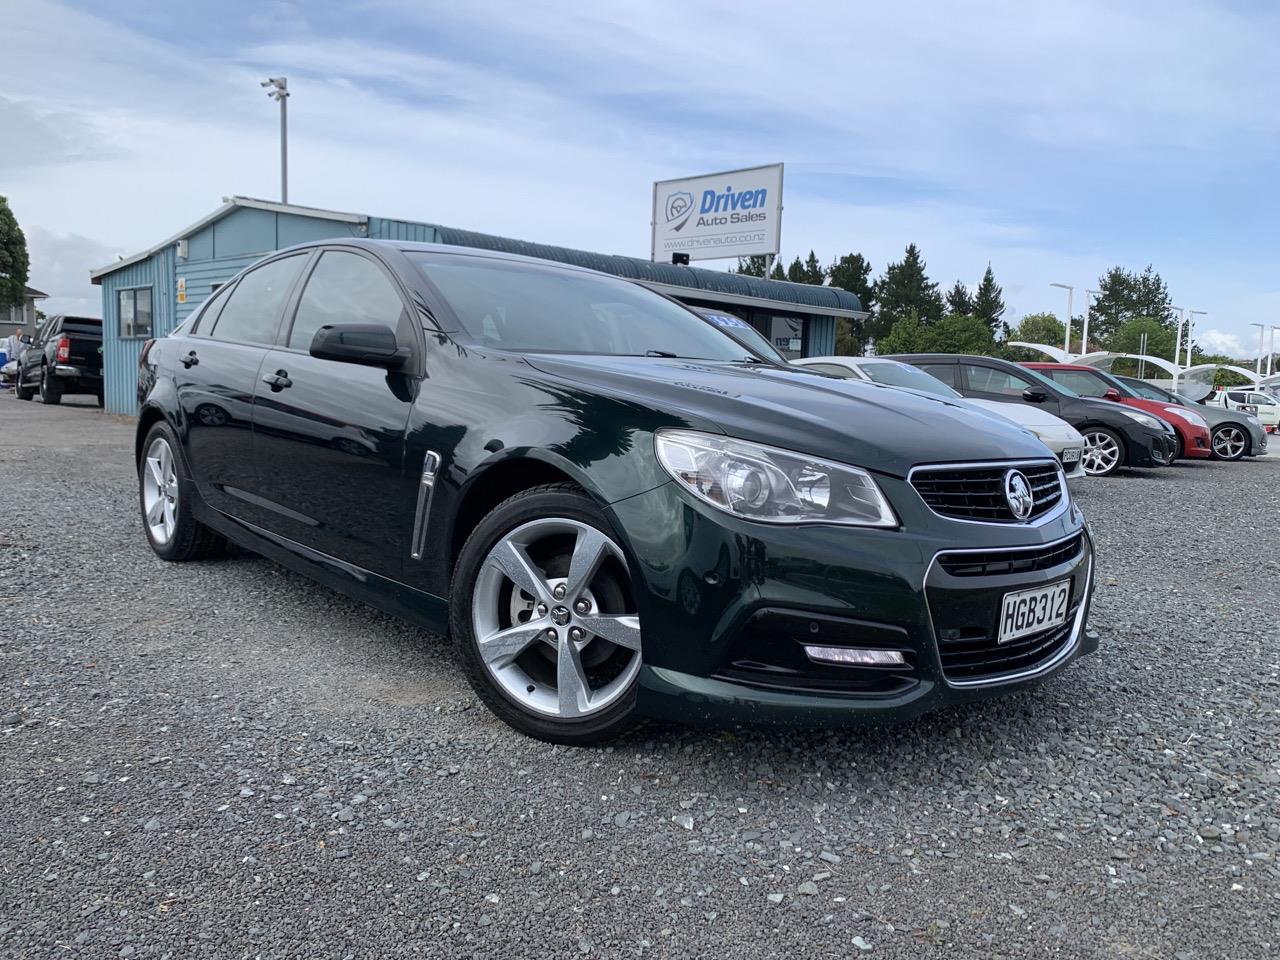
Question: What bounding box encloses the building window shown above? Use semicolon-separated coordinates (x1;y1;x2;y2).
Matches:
118;287;154;338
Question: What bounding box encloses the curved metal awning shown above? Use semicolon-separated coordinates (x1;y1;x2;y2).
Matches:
1007;341;1073;362
1072;351;1183;376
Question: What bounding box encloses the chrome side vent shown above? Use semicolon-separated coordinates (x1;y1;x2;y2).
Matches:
410;450;442;561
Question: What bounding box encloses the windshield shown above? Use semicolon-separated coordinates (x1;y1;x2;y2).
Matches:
860;361;960;399
413;255;748;361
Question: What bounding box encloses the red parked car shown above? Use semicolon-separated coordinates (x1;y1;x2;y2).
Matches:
1023;363;1213;461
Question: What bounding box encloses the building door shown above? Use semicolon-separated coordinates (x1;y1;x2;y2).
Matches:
250;249;418;580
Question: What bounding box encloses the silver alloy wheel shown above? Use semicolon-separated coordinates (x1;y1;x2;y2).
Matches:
1081;431;1121;475
142;437;179;545
472;517;642;719
1212;425;1247;460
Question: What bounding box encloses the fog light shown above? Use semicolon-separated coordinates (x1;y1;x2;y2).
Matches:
803;645;905;666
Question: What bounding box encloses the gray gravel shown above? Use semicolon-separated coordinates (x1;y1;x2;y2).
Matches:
2;395;1279;958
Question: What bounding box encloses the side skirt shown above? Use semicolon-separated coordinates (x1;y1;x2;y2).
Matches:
193;496;451;636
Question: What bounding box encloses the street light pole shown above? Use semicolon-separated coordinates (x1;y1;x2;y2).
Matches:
1172;306;1185;368
1251;322;1267;375
1269;326;1278;378
1186;310;1206;368
1050;283;1073;355
261;77;289;204
1083;289;1101;356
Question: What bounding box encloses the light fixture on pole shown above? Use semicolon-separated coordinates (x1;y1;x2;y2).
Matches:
1083;290;1101;355
261;76;289;204
1186;310;1206;368
1251;322;1267;375
1269;326;1278;378
1050;283;1073;354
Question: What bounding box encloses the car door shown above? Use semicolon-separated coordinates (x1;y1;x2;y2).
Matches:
176;252;311;522
21;317;56;385
958;362;1063;417
249;247;419;579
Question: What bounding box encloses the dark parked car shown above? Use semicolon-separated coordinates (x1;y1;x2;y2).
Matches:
136;241;1096;743
1115;376;1266;461
886;353;1176;477
689;307;789;365
15;315;104;405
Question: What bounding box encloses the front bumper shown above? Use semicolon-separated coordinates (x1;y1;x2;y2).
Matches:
609;476;1096;727
1126;427;1176;467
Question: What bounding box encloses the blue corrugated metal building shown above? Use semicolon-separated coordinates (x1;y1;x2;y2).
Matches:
92;196;865;414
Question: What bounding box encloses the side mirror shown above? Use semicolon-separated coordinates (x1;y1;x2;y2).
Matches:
310;323;410;369
19;334;31;345
1104;387;1122;402
1021;385;1049;403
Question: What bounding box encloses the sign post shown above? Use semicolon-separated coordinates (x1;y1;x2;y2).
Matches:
651;163;783;264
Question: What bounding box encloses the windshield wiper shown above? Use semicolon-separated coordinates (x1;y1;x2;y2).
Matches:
645;349;679;358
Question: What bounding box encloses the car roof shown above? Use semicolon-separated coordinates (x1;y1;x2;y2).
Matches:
270;237;608;278
1022;362;1093;370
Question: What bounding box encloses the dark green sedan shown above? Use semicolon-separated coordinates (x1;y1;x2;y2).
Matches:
135;240;1097;743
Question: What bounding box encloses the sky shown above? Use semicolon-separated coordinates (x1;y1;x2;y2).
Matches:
4;0;1280;359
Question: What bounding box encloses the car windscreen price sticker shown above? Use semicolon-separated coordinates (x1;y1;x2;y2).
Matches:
998;579;1070;644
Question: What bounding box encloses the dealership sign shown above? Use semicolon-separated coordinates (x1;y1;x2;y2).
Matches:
651;163;783;263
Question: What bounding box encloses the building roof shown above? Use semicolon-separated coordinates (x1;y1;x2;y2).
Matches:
89;196;367;283
430;225;865;318
24;285;48;299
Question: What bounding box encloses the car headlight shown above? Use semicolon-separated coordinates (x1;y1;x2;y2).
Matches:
1115;408;1164;431
1165;409;1208;428
654;429;897;527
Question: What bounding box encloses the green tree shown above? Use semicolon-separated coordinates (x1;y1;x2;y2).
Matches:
0;196;30;311
769;259;785;281
945;281;974;317
874;244;944;338
735;255;770;278
972;264;1006;336
1090;265;1173;344
802;250;825;285
878;312;994;356
786;256;807;284
1002;311;1066;360
828;253;875;313
1109;317;1176;366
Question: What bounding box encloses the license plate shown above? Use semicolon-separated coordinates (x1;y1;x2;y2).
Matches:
998;580;1070;644
1061;447;1081;463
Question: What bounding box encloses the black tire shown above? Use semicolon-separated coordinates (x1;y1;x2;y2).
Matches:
450;482;640;745
137;420;226;561
96;391;105;408
1081;426;1126;477
1170;431;1184;462
16;368;35;401
38;365;62;405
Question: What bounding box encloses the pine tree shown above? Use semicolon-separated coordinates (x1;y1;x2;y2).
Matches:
803;250;825;285
769;259;785;281
786;257;807;284
735;255;770;278
874;243;944;333
0;196;29;311
972;264;1006;335
1090;264;1173;344
827;253;875;314
945;281;974;316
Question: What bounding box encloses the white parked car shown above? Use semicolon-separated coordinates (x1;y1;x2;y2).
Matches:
793;356;1087;478
1207;387;1279;432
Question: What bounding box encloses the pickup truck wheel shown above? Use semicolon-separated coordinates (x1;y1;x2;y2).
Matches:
451;483;641;745
39;365;62;405
96;391;105;408
138;422;225;561
16;373;34;401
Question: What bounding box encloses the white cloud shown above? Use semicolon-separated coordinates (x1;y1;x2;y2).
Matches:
1197;328;1247;358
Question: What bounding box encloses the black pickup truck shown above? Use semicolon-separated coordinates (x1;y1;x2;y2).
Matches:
15;315;104;405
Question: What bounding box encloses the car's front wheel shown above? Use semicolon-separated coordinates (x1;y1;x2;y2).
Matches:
1081;427;1125;476
451;483;642;744
137;421;225;561
1211;424;1248;461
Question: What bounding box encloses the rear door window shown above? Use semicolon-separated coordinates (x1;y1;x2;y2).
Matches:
1043;369;1108;397
209;254;307;346
918;363;959;388
960;364;1034;397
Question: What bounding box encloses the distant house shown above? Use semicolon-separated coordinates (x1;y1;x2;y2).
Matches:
1;285;48;339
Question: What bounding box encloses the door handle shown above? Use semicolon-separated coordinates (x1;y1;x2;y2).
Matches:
262;370;292;391
181;351;199;368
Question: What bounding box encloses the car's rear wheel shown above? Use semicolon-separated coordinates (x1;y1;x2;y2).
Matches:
138;421;225;561
451;484;642;744
38;366;62;405
1081;427;1125;476
1211;424;1248;461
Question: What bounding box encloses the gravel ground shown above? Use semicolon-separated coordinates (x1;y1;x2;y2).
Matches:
2;394;1278;959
